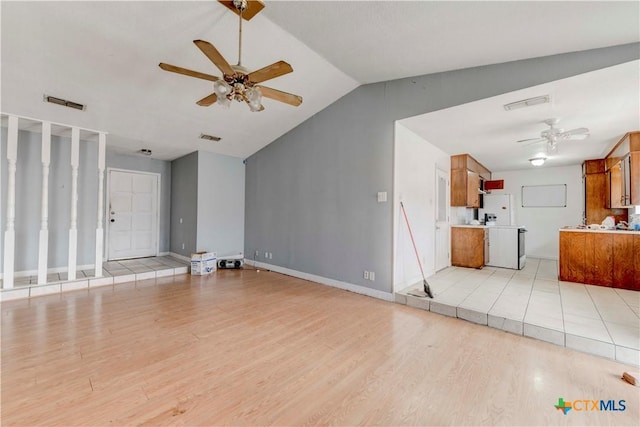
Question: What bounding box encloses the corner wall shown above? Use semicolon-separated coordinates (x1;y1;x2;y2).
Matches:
393;124;450;292
170;152;198;257
196;151;245;257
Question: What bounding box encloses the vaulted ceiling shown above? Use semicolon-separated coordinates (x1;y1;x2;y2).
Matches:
2;1;639;164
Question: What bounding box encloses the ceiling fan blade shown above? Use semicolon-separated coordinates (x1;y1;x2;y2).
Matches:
247;61;293;84
559;127;590;139
159;63;220;82
196;93;218;107
193;40;235;76
516;137;545;144
257;86;303;106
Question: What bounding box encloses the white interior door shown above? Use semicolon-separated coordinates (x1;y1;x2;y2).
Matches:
435;168;450;271
108;170;159;260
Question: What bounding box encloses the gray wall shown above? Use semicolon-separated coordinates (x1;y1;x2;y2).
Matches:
245;43;640;293
106;150;172;253
197;151;245;257
1;129;99;271
170;152;198;257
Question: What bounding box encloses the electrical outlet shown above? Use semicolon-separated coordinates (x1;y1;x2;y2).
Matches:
268;253;272;259
363;270;369;280
181;243;185;250
369;271;375;281
255;250;259;257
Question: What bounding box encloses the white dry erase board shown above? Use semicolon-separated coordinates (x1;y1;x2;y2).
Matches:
521;184;567;207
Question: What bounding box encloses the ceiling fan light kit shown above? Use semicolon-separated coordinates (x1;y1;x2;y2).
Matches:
529;156;546;166
158;0;302;112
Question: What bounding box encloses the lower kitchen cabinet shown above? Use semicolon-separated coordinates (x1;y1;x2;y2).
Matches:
613;234;634;287
559;231;585;283
451;227;485;268
559;230;639;290
585;232;613;286
635;235;640;289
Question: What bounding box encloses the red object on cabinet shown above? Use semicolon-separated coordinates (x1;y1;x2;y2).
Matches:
485;180;504;191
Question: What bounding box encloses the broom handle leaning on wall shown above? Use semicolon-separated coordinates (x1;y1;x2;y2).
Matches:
399;201;427;281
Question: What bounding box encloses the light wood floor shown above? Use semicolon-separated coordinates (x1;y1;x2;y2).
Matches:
1;269;638;426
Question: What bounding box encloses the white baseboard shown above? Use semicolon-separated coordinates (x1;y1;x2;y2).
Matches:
244;259;394;302
0;263;94;280
158;251;170;256
529;255;559;261
168;252;191;262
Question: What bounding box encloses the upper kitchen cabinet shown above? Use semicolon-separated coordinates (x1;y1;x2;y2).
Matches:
605;132;640;207
451;154;491;207
583;159;626;224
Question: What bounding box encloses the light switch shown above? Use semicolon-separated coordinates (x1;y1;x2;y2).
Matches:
377;192;387;202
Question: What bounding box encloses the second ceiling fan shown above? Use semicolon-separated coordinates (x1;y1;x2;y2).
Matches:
517;118;590;151
159;0;302;112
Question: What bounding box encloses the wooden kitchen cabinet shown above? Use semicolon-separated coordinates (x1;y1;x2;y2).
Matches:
451;154;490;207
584;232;613;286
560;230;638;290
605;131;640;208
466;171;480;207
583;159;626;224
613;234;634;288
559;231;586;283
629;152;640;205
451;227;485;268
608;162;624;208
635;235;640;290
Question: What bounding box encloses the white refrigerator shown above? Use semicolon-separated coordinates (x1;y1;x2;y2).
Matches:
480;194;515;226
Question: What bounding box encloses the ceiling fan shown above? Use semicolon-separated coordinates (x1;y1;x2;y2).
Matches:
158;0;302;112
516;118;590;151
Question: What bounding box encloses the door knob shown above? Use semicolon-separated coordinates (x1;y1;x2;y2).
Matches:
110;219;115;223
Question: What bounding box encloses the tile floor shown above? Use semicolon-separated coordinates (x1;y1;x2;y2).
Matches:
0;255;190;301
396;258;640;367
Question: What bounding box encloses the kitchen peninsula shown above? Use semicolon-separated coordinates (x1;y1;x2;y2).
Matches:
559;228;640;290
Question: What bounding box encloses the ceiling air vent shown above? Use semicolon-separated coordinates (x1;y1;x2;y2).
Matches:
200;133;221;142
138;149;152;156
43;95;86;111
503;95;550;111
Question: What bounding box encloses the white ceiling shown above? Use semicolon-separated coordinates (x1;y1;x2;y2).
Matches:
400;60;640;172
1;1;639;164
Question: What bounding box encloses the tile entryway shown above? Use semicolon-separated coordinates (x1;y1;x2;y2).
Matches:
0;255;190;301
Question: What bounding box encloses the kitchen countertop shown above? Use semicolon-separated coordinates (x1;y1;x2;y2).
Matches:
560;227;640;235
452;224;526;229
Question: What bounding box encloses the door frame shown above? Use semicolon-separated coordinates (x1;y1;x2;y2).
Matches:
434;167;451;271
105;168;161;261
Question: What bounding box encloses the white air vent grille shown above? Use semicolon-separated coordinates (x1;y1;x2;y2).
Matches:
504;95;550;111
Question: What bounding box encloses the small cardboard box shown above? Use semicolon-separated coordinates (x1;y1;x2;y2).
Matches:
191;251;217;275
